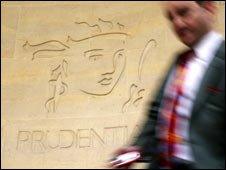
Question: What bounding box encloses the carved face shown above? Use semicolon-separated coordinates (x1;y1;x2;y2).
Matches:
67;33;127;96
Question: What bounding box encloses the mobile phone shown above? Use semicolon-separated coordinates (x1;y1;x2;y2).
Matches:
110;151;141;167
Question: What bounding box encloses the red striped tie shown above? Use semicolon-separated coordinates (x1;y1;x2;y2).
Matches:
158;49;195;168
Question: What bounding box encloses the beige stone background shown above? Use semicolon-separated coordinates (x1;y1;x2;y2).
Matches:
1;1;225;169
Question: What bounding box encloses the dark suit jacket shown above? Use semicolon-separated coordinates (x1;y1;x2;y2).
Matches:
133;41;225;169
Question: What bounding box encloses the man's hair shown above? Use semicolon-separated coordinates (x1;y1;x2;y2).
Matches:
195;1;205;6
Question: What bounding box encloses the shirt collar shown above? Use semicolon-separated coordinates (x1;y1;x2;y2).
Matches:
193;31;223;62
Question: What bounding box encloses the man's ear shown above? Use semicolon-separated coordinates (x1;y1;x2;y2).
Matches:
202;1;216;15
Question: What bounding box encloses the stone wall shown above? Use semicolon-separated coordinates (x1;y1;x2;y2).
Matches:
1;1;225;168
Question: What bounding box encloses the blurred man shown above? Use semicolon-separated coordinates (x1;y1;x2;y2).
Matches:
110;1;225;169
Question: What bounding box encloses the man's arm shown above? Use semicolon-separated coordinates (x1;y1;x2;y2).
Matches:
131;78;166;159
131;55;180;160
108;55;179;168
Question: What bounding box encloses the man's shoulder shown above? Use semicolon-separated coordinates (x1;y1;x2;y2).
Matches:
215;40;225;61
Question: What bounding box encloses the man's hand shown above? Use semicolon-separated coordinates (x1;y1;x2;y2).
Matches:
108;146;141;169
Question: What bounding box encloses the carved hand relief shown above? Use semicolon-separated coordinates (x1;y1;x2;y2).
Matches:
122;39;157;113
22;18;157;113
45;60;68;113
122;84;145;113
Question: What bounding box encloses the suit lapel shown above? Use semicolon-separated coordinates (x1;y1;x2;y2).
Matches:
191;42;225;120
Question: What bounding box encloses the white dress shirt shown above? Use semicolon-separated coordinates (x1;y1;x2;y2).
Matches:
160;31;224;162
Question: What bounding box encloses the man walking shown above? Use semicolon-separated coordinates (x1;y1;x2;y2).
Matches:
110;1;225;169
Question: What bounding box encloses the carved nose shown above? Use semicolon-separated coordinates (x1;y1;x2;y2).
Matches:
102;56;115;75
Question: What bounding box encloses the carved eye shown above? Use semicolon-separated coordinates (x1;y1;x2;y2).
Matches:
89;54;102;62
116;49;124;59
117;53;123;58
